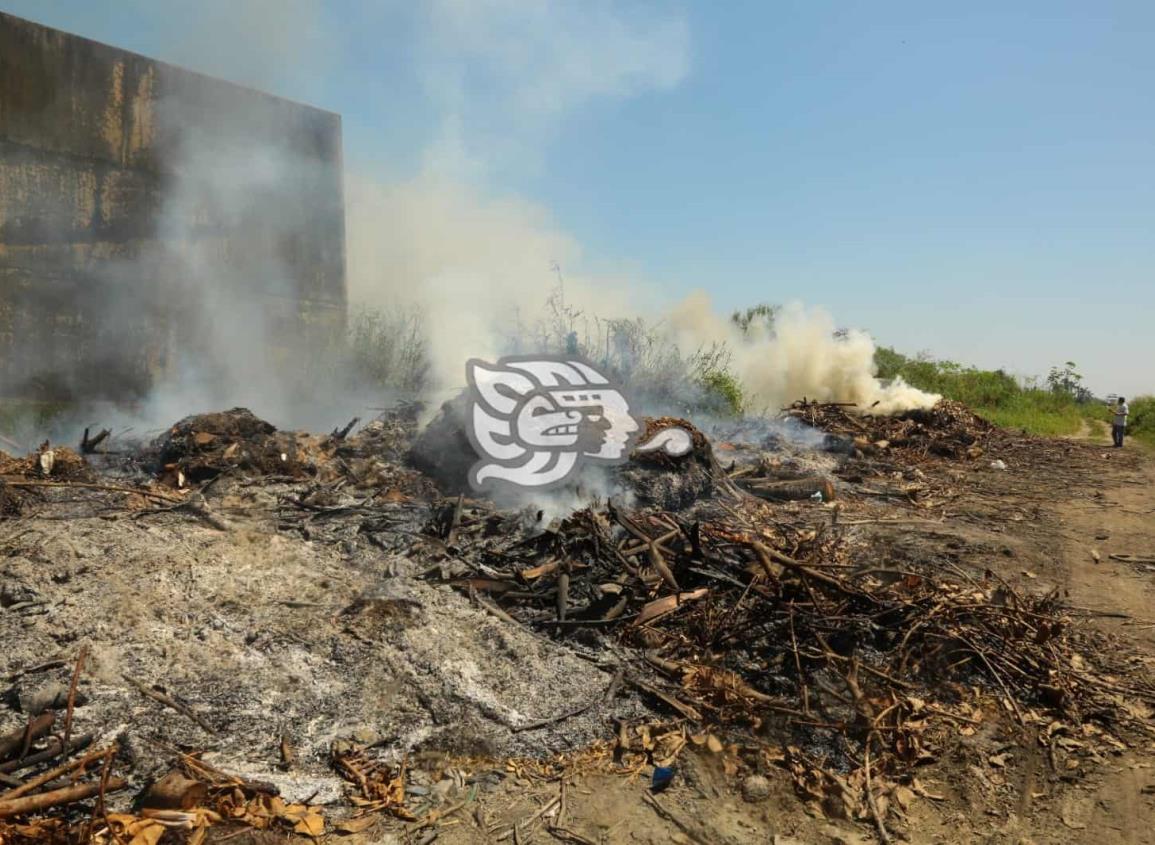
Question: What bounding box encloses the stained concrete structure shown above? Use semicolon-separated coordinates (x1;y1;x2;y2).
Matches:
0;11;345;400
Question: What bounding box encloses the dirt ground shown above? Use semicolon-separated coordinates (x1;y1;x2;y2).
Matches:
4;418;1155;844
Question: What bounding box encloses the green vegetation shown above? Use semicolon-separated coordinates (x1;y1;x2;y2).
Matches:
699;367;745;416
528;284;748;417
1128;396;1155;446
874;346;1154;443
731;303;779;335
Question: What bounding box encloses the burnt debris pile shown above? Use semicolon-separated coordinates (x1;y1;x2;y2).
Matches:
0;399;1151;842
147;407;313;483
612;416;740;509
788;398;996;460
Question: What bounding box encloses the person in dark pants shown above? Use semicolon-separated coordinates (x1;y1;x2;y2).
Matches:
1112;397;1129;447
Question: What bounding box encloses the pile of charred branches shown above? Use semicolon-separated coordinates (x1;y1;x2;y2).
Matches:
0;652;127;843
431;487;1155;805
787;399;996;461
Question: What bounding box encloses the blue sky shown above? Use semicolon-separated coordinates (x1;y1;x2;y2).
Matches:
5;1;1153;396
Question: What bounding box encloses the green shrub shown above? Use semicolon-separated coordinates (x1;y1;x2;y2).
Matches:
1128;396;1155;444
699;368;745;417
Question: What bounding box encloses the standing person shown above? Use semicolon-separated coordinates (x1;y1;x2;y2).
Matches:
1113;397;1130;447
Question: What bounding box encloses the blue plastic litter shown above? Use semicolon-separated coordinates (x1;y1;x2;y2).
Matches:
651;766;676;792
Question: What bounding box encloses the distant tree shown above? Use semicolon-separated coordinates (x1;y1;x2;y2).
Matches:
731;303;779;335
1047;361;1093;403
873;346;909;380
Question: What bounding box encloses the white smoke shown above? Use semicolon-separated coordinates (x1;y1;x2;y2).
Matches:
415;0;690;178
668;292;940;414
347;174;651;396
7;1;940;437
346;0;688;397
345;3;937;417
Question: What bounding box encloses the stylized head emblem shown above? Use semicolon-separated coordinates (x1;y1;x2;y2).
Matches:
464;356;689;492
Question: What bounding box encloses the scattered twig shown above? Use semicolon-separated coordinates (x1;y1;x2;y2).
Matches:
0;777;128;818
0;713;55;763
641;792;710;845
62;646;88;751
122;675;216;735
2;479;181;504
0;745;114;801
863;736;893;845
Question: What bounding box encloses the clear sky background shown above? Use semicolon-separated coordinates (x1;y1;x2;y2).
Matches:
4;1;1153;397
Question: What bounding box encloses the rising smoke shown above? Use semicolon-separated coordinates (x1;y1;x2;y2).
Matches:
343;3;938;418
5;1;937;446
668;293;940;414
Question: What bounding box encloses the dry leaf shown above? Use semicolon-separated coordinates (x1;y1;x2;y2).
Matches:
893;785;915;811
127;822;166;845
910;778;946;801
281;802;308;822
519;561;559;580
336;815;378;834
634;588;710;626
294;812;325;837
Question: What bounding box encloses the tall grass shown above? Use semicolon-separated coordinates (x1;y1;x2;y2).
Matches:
874;347;1098;436
525;291;744;416
345;304;429;393
344;287;747;417
1126;396;1155;446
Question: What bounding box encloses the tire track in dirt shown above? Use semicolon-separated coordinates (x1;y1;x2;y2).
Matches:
1052;440;1155;844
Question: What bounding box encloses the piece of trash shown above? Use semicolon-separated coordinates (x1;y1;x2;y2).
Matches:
741;774;772;803
651;766;676;792
990;460;1007;471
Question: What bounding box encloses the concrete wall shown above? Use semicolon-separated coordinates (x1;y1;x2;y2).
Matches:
0;11;345;400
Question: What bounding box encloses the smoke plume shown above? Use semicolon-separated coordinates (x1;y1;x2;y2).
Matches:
3;1;939;443
343;3;936;418
668;293;940;414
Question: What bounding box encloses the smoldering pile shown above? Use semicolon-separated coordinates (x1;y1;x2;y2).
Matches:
786;398;996;461
0;442;95;517
0;398;1151;843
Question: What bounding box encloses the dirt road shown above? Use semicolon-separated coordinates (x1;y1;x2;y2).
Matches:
1048;437;1155;845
